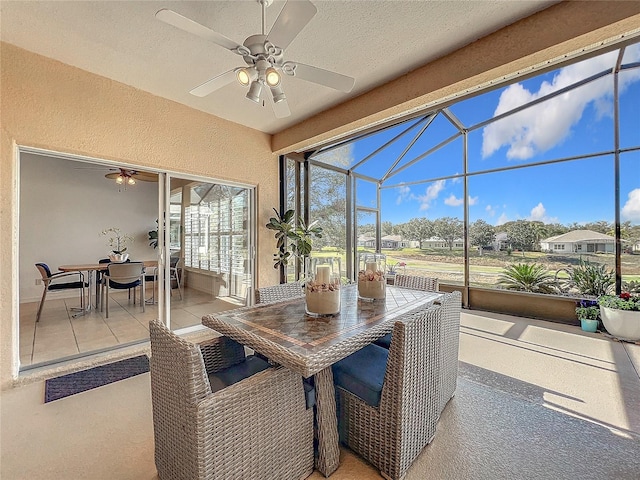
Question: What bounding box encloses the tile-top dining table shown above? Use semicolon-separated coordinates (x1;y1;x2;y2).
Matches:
202;283;443;477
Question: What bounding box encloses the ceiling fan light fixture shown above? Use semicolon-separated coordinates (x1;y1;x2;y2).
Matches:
270;84;286;103
246;80;263;103
127;176;136;185
236;67;254;86
265;67;281;87
116;175;124;185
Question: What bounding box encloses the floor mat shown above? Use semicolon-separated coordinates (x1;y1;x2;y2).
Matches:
44;355;149;403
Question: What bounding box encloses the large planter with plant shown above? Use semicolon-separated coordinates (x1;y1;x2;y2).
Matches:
598;293;640;341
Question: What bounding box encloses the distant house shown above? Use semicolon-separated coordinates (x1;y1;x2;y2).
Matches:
357;236;376;248
380;235;419;249
540;229;615;253
422;236;464;249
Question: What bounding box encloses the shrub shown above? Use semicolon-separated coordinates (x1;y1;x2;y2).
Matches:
498;263;555;294
567;258;614;297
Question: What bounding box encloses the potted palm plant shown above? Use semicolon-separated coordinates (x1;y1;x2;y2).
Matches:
597;293;640;341
575;299;600;333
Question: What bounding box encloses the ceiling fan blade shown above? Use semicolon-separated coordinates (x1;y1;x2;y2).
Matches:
105;172;121;179
270;95;291;119
266;0;317;50
189;69;238;97
155;9;245;53
282;61;355;92
132;172;158;182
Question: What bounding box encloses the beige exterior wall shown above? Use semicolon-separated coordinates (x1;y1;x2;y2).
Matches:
0;43;278;387
273;1;640;154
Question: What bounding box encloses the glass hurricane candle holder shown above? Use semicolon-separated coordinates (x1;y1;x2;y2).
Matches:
357;253;386;301
305;257;341;316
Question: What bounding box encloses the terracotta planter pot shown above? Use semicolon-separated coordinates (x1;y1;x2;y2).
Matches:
600;306;640;341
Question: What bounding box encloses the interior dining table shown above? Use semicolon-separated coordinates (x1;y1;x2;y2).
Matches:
202;283;444;477
59;260;158;313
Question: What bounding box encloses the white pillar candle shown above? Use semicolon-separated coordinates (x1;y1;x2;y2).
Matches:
316;265;330;284
366;262;378;273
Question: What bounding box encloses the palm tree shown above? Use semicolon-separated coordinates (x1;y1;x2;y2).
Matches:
498;263;556;293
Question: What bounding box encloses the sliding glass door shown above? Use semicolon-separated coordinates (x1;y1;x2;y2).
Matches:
163;176;255;332
18;148;255;370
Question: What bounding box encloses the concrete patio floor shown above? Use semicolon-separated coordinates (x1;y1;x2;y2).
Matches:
1;309;639;479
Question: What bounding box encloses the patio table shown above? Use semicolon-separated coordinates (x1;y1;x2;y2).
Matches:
202;283;443;477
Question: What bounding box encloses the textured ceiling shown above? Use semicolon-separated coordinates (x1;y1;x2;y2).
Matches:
0;0;557;134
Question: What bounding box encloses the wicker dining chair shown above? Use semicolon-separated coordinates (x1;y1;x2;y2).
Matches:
374;274;439;349
374;288;462;418
394;273;439;292
333;296;456;480
149;320;314;480
255;281;304;304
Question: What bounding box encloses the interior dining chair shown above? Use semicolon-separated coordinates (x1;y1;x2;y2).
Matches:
34;263;87;322
169;256;182;299
101;262;145;318
144;266;158;304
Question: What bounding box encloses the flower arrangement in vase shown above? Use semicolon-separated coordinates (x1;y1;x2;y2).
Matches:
100;227;133;262
358;253;386;300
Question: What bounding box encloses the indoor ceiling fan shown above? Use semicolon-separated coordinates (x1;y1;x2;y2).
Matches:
155;0;355;118
105;168;158;185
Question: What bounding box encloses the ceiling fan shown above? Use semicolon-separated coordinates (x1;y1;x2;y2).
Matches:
155;0;355;118
105;168;158;185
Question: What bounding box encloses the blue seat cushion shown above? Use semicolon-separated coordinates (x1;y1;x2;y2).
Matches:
373;332;392;349
208;355;270;393
108;279;140;289
303;377;316;409
49;281;86;290
332;344;389;407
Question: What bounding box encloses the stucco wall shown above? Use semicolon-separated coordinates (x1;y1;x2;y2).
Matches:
0;42;278;387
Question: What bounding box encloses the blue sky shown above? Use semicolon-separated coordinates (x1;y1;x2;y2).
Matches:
342;44;640;227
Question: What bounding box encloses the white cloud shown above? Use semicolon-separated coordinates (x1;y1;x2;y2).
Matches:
415;180;445;211
396;184;411;205
527;202;559;223
622;188;640;221
444;194;463;206
482;45;640;160
443;194;478;207
486;204;496;217
496;213;509;226
529;202;547;221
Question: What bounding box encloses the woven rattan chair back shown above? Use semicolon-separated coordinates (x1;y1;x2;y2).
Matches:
336;291;461;480
438;290;462;414
149;320;314;480
394;274;439;291
255;281;304;304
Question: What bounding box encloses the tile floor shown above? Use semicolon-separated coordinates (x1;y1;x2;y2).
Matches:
19;286;244;367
